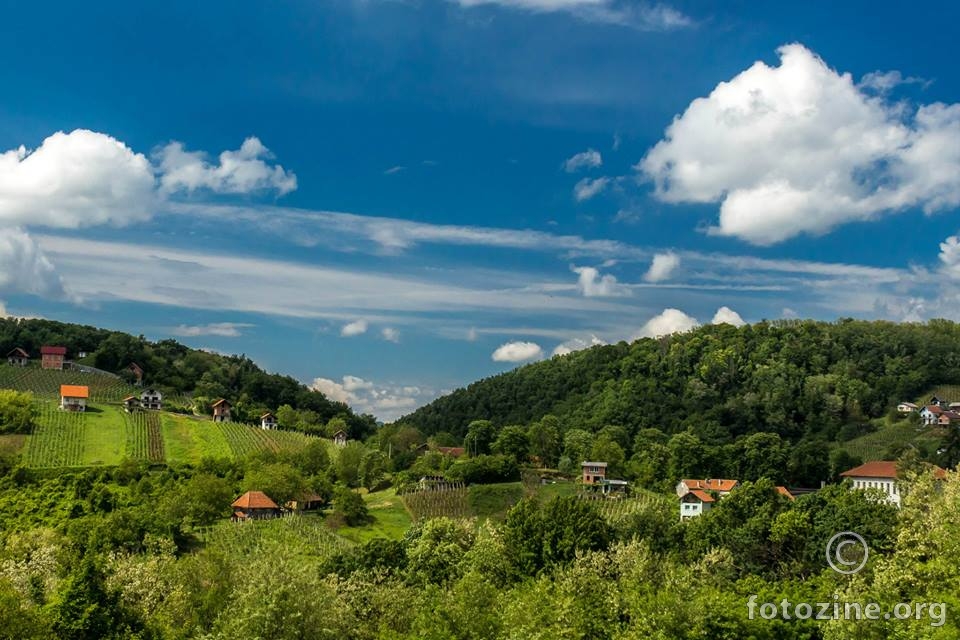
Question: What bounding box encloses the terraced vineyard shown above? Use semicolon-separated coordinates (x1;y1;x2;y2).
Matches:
201;515;351;560
123;411;165;463
578;490;670;522
0;364;135;402
401;483;471;520
24;401;87;468
217;422;318;457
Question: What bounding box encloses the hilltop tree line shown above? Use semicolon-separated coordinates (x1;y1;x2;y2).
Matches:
397;318;960;451
0;318;376;439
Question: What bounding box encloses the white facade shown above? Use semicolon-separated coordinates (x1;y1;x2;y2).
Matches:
140;389;162;410
846;475;900;507
920;407;941;425
897;402;918;413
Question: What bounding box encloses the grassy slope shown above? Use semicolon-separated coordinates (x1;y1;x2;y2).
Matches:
334;488;413;544
161;413;233;465
81;406;127;465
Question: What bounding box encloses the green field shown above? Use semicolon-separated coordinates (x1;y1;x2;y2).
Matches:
334;488;414;543
841;415;944;462
0;363;136;402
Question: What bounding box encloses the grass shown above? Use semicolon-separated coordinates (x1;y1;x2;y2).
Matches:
0;434;27;457
80;405;127;465
334;488;413;544
841;414;944;462
161;413;232;465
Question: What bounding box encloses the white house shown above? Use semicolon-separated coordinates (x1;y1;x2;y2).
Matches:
897;401;919;414
841;460;946;508
60;385;89;412
332;429;348;447
140;389;162;410
679;489;715;520
920;405;944;425
260;412;277;430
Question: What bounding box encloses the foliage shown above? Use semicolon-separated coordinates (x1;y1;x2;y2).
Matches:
0;390;34;434
333;486;373;527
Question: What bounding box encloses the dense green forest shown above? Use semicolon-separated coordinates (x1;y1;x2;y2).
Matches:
0;318;376;438
399;319;958;442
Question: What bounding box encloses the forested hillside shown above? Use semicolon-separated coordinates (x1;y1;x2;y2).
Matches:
398;319;960;443
0;318;375;437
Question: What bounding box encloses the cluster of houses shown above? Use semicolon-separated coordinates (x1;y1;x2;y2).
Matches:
674;459;947;520
898;396;960;425
230;489;325;521
7;345;68;370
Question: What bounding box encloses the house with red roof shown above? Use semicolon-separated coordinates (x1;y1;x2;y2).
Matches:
6;347;29;367
41;346;67;370
231;491;281;521
679;489;715;520
920;405;945;425
436;446;466;458
840;460;946;507
60;385;89;412
675;478;739;497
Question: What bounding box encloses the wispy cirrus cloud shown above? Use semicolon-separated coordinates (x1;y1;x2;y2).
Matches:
169;322;254;337
451;0;692;31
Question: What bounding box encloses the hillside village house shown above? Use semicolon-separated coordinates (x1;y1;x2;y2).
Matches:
231;491;281;521
920;405;945;425
939;411;960;426
676;478;793;520
140;389;162;410
676;478;739;497
333;429;348;447
122;396;140;412
582;461;607;485
212;399;232;422
929;395;949;408
897;401;919;413
840;460;945;507
260;412;277;430
680;489;715;520
60;385;89;412
6;347;29;367
286;491;325;512
41;346;67;370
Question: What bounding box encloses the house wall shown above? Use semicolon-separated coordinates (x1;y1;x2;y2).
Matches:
849;476;900;507
42;354;64;370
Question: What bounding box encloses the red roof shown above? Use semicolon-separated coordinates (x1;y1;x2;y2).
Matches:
437;446;466;457
7;347;28;358
41;346;67;356
682;478;738;492
840;460;947;480
231;491;280;510
925;405;944;414
60;385;89;399
776;486;795;500
684;489;715;503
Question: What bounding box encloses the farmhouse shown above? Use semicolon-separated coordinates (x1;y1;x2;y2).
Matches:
260;412;277;430
939;411;960;426
41;346;67;370
231;491;281;521
212;399;232;422
897;401;919;413
581;461;607;485
680;489;714;520
60;385;89;412
6;347;29;367
839;460;945;507
920;405;944;425
122;396;140;413
333;429;348;447
929;396;949;408
140;389;162;411
286;491;325;512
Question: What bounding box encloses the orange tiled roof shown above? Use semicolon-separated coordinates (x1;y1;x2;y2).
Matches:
231;491;279;510
682;478;738;492
685;489;715;503
776;486;795;500
60;385;89;399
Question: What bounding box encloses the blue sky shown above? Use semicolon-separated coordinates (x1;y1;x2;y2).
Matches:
1;1;959;419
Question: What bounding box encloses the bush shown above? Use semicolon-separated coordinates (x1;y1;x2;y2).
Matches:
446;454;519;485
333;486;372;526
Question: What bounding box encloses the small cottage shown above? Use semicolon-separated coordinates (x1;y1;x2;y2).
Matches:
260;412;277;430
333;429;348;447
231;491;281;521
122;396;140;413
212;399;232;422
140;389;162;411
920;405;944;425
581;461;607;485
60;385;89;412
675;478;739;497
896;401;919;413
679;489;714;520
41;346;67;370
6;347;29;367
286;491;325;512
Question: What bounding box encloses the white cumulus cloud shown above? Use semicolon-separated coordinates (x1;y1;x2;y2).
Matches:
634;308;699;339
643;251;680;282
492;341;543;362
340;319;369;337
564;149;602;172
573;265;623;297
574;176;610;201
640;44;960;245
711;306;746;327
0;129;156;228
156;137;297;196
381;327;401;343
310;375;435;421
0;228;68;299
553;334;606;356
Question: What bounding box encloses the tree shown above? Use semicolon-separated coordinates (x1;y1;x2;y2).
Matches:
464;420;496;456
589;435;625;477
51;556;141;640
243;463;310;507
491;425;529;464
359;450;387;490
527;416;561;467
167;473;233;527
336;441;367;488
786;438;831;486
276;404;299;429
333;486;372;526
563;429;594;465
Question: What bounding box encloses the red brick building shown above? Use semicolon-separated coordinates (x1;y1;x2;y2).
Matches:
40;346;67;370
